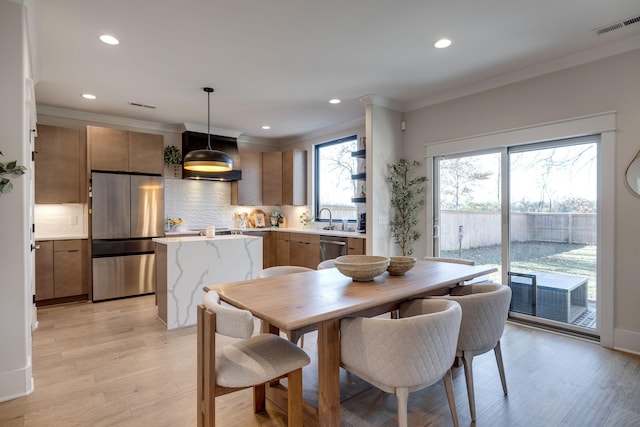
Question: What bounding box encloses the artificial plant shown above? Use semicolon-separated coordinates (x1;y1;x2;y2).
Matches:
0;151;27;194
386;159;427;256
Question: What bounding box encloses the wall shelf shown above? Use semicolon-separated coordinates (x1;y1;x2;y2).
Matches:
351;149;366;159
351;197;366;203
351;173;366;180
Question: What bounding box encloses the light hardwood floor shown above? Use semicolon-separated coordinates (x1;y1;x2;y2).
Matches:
1;295;639;426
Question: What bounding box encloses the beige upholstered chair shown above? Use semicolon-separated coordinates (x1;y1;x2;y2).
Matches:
341;299;462;427
439;283;512;421
256;265;313;278
256;265;314;346
197;291;310;427
316;259;335;269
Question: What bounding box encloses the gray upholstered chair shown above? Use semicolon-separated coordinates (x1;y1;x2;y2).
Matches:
340;299;462;427
316;259;335;269
257;265;313;278
256;265;314;346
438;283;512;421
197;291;310;427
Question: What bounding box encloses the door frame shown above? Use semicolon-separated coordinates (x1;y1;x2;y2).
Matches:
425;111;616;347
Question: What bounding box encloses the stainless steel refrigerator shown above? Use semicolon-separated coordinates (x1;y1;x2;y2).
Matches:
91;172;164;301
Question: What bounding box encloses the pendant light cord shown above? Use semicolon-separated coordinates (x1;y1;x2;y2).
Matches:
207;88;212;150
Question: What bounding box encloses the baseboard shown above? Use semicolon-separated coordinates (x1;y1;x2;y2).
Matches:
0;362;33;403
613;328;640;355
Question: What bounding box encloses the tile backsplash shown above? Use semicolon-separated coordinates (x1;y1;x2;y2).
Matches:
164;179;236;230
34;203;88;239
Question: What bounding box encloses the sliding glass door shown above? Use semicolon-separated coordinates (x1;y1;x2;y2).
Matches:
434;136;599;336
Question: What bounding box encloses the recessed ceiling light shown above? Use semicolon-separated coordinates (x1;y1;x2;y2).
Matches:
434;38;452;49
99;34;119;45
261;125;271;130
329;98;341;104
82;93;96;100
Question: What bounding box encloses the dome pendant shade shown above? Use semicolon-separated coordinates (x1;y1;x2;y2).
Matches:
183;149;233;172
184;86;233;173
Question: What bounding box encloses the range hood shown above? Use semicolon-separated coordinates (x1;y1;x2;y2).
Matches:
181;131;242;181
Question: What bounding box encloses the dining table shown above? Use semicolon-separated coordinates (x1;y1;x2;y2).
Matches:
204;259;497;426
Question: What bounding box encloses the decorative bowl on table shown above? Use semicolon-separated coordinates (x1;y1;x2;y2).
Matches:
387;256;417;276
334;255;390;281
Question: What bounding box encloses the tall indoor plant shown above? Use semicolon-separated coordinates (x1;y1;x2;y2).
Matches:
386;159;427;256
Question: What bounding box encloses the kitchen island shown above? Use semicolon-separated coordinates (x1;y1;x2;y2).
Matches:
153;235;262;329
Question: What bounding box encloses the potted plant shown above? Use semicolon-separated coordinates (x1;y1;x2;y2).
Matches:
386;159;427;256
0;151;27;194
164;145;182;177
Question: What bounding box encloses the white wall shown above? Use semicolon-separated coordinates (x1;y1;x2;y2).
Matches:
402;48;640;353
0;0;33;402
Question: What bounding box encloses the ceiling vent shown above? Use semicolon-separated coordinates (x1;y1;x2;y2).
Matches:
594;14;640;36
128;101;157;109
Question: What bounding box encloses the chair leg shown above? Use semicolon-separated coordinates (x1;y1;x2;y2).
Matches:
494;340;508;395
198;306;216;427
461;350;477;421
395;387;409;427
253;383;266;413
443;369;459;427
287;368;304;427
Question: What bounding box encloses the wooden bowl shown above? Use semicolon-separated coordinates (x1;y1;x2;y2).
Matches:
387;256;417;276
334;255;390;281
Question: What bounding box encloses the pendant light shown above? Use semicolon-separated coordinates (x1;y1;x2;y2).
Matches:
183;87;233;172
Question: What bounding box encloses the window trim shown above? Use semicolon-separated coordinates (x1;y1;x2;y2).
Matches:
314;134;358;222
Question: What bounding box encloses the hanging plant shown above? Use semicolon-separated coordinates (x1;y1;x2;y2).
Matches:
0;151;27;194
164;145;182;165
386;159;427;256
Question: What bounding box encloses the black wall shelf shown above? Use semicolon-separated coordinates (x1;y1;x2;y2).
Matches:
351;149;366;158
351;197;366;203
351;173;366;180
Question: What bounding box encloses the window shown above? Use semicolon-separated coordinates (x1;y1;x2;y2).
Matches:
314;135;358;222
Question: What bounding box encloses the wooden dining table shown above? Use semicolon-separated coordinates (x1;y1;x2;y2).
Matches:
205;259;497;426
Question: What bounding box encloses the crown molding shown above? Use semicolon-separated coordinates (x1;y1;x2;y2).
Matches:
358;94;402;111
179;123;242;138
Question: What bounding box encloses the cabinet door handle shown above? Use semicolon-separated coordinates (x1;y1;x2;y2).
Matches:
32;244;40;251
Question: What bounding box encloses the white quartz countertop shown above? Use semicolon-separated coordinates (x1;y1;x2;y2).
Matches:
35;234;88;241
153;235;260;244
244;227;366;238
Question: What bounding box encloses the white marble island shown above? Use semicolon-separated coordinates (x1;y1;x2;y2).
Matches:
153;235;262;329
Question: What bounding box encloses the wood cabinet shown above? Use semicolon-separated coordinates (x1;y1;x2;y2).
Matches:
35;239;87;303
347;237;366;255
231;149;262;205
275;232;290;266
289;232;320;269
35;124;86;203
261;150;307;206
244;230;275;269
88;125;163;174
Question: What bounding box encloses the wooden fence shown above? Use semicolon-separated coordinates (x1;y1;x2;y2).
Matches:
439;211;596;251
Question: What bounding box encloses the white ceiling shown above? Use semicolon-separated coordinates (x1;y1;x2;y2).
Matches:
27;0;640;141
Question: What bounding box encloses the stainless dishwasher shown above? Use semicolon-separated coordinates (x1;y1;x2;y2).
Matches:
319;235;347;261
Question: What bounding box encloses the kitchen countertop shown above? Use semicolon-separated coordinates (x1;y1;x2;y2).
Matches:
35;235;88;241
153;235;255;244
243;227;366;238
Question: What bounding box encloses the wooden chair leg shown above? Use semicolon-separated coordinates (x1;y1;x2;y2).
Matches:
494;340;508;395
395;387;409;427
462;350;476;422
443;369;459;427
253;383;266;413
287;368;304;427
198;306;217;427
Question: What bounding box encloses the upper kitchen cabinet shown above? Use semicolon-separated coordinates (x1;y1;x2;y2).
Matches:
88;125;163;175
35;124;86;204
231;149;262;205
262;150;307;206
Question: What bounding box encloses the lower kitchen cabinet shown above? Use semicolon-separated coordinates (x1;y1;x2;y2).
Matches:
244;230;275;269
275;232;290;266
289;232;320;269
35;239;87;304
347;237;366;255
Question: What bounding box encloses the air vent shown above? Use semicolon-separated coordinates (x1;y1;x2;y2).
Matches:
128;101;157;109
594;14;640;36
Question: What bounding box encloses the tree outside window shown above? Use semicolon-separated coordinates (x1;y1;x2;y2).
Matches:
314;136;358;221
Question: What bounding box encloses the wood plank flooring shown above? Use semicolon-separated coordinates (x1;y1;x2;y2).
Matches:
1;295;639;426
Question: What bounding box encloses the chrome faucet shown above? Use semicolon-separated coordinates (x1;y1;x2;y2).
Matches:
319;208;334;230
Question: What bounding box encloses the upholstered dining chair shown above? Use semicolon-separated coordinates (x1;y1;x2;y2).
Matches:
316;259;335;269
197;291;310;427
340;299;462;427
256;265;314;346
437;283;512;421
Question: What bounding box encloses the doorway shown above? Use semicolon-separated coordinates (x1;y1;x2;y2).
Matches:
434;137;599;336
